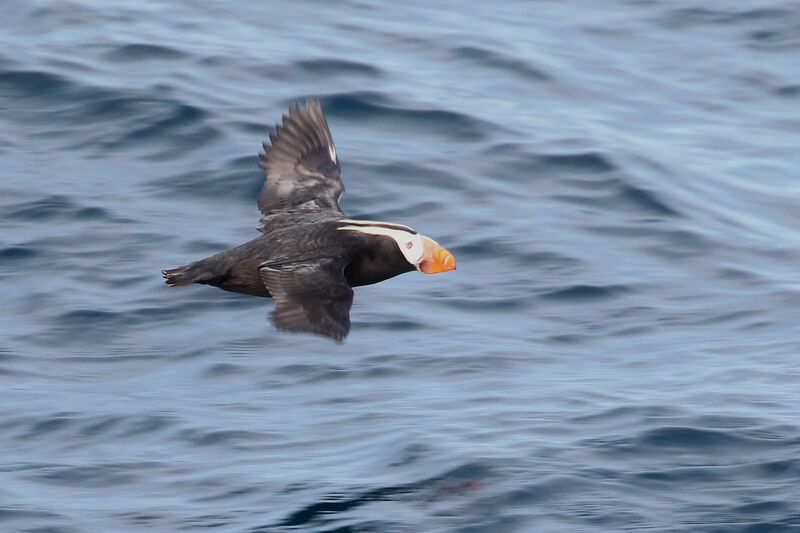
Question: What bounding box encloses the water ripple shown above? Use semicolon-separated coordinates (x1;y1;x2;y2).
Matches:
2;1;799;531
104;43;189;62
320;92;496;142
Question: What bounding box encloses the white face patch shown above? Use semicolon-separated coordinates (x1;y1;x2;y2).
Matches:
338;223;424;265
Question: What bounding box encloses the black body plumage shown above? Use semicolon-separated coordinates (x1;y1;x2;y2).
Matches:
163;99;418;341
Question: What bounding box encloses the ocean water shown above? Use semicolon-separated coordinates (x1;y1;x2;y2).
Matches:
2;0;800;531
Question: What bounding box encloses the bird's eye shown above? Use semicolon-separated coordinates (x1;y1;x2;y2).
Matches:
406;241;413;249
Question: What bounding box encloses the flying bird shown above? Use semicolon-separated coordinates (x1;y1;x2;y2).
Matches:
163;98;456;341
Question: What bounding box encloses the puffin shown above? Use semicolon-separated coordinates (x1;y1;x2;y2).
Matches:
162;98;456;341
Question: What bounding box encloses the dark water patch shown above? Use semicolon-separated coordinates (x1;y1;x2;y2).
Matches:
295;58;383;78
715;266;763;285
0;365;37;377
15;414;77;440
125;306;193;325
477;144;617;181
428;461;494;494
320;92;494;142
45;57;98;76
198;55;234;68
22;526;78;533
0;508;61;522
11;413;173;442
638;426;762;450
252;58;383;85
442;296;528;312
696;309;761;326
746;25;800;51
583;224;714;259
738;320;775;332
203;362;246;377
302;90;390;112
774;85;800;98
755;459;800;478
495;476;586;507
79;415;125;437
610;325;652;337
0;246;40;262
177;428;268;447
617;183;680;217
230;119;269;136
105;43;189;62
357;365;405;380
635;465;729;484
362;160;462;188
102;103;220;156
326;521;406;532
20;1;98;28
276;484;416;528
193;484;263;503
8;195;78;221
117;512;167;528
80;94;162;120
118;415;174;438
385;443;432;468
643;229;716;259
539;153;615;173
0;70;71;99
0;507;74;533
657;7;800;51
267;461;493;529
733;500;788;515
73;206;111;220
0;349;21;362
5;197;114;230
571;405;680;425
553;182;678;218
149;155;259;202
31;464;143;488
657;7;793;29
356;318;425;331
545;333;588;345
182;513;239;530
52;308;122;332
0;72;171;144
451;46;550;82
540;284;629;301
585;429;753;458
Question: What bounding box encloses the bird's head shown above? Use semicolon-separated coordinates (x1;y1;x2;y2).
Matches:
338;220;456;274
416;235;457;274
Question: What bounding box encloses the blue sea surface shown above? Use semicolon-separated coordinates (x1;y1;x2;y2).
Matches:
2;1;800;531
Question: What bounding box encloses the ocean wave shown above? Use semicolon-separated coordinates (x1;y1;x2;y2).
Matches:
319;91;497;142
3;1;800;531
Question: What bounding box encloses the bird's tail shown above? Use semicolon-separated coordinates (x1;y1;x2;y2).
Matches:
163;248;239;288
162;264;198;286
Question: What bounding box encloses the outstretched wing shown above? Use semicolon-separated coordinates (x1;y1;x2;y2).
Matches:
259;258;353;341
257;98;344;232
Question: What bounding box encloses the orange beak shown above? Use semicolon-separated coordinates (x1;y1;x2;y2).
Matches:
419;237;456;274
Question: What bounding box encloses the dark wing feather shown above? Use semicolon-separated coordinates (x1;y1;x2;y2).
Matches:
257;98;344;232
259;258;353;341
